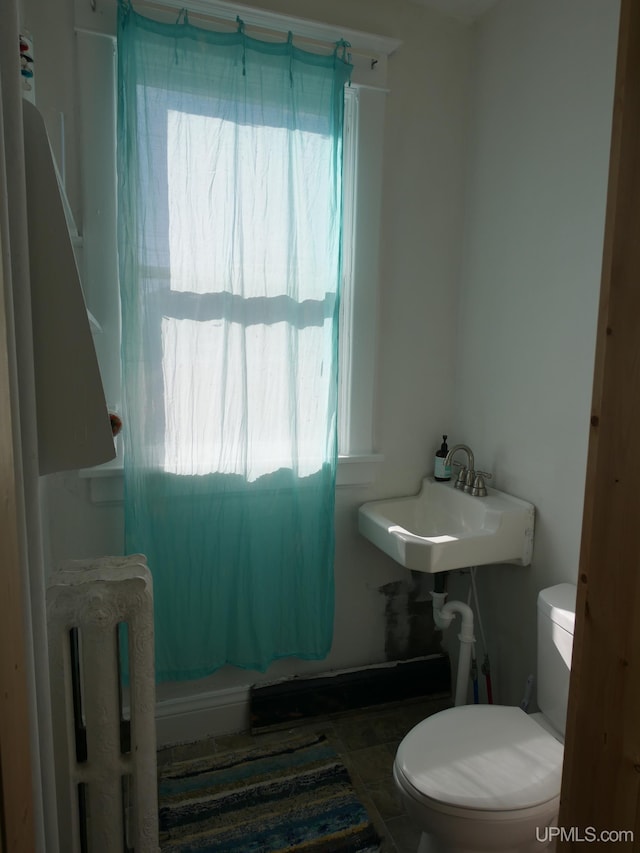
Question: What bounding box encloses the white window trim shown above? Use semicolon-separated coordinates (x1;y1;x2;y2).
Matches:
74;1;397;495
339;84;386;459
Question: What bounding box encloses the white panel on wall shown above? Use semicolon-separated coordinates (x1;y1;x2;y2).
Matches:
22;101;115;475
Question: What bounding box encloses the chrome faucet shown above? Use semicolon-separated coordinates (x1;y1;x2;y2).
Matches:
445;444;475;493
444;444;492;496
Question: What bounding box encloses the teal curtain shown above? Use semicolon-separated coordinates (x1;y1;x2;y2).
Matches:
117;2;351;681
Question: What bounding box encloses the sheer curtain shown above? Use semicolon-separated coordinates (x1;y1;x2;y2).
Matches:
117;1;351;680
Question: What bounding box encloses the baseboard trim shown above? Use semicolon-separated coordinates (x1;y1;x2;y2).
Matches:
155;655;451;747
155;685;251;747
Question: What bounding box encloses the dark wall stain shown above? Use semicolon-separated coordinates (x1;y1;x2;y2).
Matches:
379;573;442;661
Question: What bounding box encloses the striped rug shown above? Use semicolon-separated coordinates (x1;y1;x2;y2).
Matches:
158;731;382;852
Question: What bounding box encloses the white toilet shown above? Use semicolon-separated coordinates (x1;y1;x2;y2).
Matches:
393;583;576;853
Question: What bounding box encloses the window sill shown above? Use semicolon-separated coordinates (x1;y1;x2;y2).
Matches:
336;453;384;487
78;453;383;503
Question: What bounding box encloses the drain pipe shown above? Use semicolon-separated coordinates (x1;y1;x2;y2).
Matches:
432;593;476;706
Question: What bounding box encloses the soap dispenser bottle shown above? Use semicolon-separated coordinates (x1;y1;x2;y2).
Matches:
434;435;451;481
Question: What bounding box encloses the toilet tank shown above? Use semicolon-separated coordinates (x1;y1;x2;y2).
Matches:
537;583;577;736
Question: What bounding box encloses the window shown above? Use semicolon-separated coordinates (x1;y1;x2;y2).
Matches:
135;89;342;480
74;4;399;492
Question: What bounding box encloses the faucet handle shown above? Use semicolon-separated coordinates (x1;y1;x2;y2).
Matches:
471;471;492;497
453;464;467;489
463;468;476;493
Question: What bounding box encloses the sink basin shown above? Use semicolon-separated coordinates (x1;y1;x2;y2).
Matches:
358;477;534;573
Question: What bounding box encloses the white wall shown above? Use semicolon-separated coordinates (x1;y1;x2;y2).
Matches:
24;0;471;719
448;0;619;706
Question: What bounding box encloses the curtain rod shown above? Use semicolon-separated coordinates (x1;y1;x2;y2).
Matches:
120;0;401;58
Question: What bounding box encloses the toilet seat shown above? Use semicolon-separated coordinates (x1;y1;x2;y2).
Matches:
395;705;563;814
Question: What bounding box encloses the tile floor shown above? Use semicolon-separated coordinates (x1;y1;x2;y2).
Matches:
157;692;452;853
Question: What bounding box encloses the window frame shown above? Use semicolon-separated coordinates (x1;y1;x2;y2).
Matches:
337;84;386;477
74;3;396;493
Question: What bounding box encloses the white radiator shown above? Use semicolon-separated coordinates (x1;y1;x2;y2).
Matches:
47;555;159;852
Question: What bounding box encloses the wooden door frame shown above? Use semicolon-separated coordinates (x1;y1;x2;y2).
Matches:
559;0;640;846
0;229;36;850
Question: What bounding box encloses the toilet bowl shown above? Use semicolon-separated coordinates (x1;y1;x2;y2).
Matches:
393;583;576;853
393;704;562;852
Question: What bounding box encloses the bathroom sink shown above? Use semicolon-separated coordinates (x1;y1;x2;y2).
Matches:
358;477;534;573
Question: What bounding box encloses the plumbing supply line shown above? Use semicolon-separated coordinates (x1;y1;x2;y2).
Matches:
482;654;494;704
432;593;476;706
471;656;479;704
470;567;487;650
470;567;493;704
467;585;480;705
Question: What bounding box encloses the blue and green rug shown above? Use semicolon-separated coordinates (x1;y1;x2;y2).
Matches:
158;731;382;852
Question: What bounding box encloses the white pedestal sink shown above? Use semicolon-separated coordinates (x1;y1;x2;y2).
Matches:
358;477;535;573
